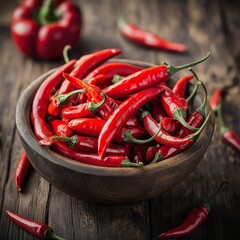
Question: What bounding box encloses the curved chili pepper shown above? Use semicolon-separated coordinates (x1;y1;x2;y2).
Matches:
58;48;122;95
52;142;143;167
118;18;187;53
103;52;210;98
216;102;240;152
39;135;129;156
31;59;76;139
141;110;210;149
172;74;194;98
159;181;228;238
85;62;143;87
98;86;164;158
131;143;150;164
63;73;115;120
145;146;158;164
15;151;32;192
5;210;65;239
47;88;86;116
209;88;224;112
151;99;168;122
153;77;208;162
48;118;73;137
11;0;81;60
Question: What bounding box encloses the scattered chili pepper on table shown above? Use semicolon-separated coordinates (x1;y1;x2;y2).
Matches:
159;181;228;239
15;151;32;192
11;0;82;60
118;18;187;53
5;210;65;239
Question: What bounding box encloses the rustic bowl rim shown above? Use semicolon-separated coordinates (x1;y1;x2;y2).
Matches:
16;59;215;177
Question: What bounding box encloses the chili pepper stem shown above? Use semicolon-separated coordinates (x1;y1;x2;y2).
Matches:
172;108;199;131
189;68;208;116
56;89;86;105
38;0;59;25
204;181;228;211
124;124;161;144
149;152;163;164
88;92;107;112
216;103;229;135
164;52;211;76
122;160;144;167
44;229;66;240
51;135;78;148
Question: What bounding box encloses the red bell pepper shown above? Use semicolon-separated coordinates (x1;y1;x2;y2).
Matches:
11;0;81;60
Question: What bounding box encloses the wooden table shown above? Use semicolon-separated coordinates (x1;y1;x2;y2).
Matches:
0;0;239;239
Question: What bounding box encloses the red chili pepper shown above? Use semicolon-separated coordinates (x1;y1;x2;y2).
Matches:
103;53;210;98
140;110;210;149
131;143;150;163
98;86;164;158
209;88;224;112
48;118;73;137
150;99;168;122
145;146;158;164
39;135;130;156
15;151;32;192
216;102;240;152
159;181;228;238
58;48;122;95
160;117;180;134
118;18;187;53
172;74;194;98
67;118;146;143
85;62;143;88
6;210;65;239
52;142;143;167
31;59;76;139
11;0;81;60
61;95;106;120
153;76;208;162
47;88;86;116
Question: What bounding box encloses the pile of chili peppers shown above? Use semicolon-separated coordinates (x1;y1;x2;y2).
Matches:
28;47;211;168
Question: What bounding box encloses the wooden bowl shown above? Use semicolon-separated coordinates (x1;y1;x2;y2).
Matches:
15;60;215;204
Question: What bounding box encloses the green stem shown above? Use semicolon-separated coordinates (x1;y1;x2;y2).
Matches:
204;181;228;211
189;68;208;116
124;125;161;144
56;89;86;106
88;93;107;112
216;103;229;135
51;135;78;148
149;152;163;164
164;52;211;76
44;229;66;240
38;0;59;25
189;111;211;141
63;45;72;63
173;108;200;130
122;160;144;167
112;74;125;84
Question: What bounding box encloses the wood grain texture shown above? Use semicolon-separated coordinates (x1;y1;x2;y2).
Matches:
0;0;239;239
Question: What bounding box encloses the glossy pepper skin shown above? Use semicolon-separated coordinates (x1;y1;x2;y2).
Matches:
11;0;81;60
5;210;65;239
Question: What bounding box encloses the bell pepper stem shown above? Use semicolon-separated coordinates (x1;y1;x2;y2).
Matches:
56;89;86;105
124;124;161;144
44;229;66;240
38;0;59;25
88;93;107;112
165;52;211;76
204;181;228;211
